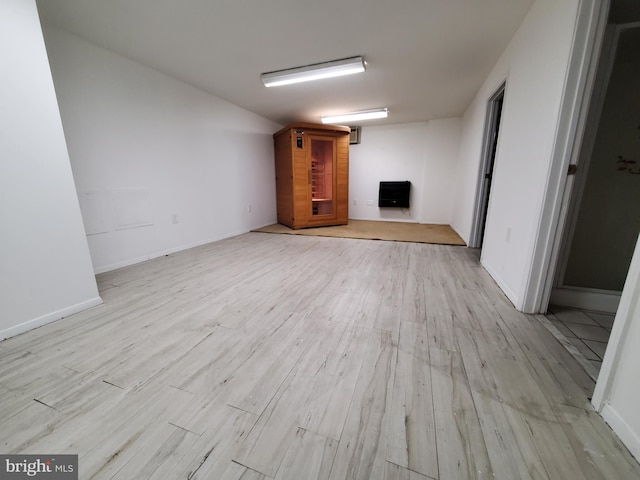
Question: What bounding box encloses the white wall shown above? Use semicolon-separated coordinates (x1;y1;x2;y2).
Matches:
42;27;281;273
0;0;101;340
451;0;581;307
421;118;462;224
349;120;461;225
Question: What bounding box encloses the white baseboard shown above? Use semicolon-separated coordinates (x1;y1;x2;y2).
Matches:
480;259;519;309
0;296;103;341
550;287;621;313
600;403;640;463
93;230;248;274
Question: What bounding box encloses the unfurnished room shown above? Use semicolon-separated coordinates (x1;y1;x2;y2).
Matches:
2;0;640;479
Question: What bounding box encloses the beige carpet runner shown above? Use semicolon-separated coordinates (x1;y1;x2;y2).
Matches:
253;219;466;246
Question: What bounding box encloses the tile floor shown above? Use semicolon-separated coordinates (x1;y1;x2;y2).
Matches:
546;305;614;373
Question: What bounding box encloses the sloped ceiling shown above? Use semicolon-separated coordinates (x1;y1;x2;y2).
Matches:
37;0;535;126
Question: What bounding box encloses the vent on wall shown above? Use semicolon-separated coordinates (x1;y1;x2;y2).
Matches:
350;126;361;144
378;181;410;208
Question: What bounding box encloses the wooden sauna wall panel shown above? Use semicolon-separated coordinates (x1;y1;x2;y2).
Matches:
274;132;294;228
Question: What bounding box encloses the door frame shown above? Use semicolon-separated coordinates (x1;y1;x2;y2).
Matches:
520;0;611;313
469;82;506;249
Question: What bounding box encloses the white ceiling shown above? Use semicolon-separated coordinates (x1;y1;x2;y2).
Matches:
36;0;535;126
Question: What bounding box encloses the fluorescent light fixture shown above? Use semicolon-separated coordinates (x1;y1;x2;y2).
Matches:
261;56;365;87
321;108;389;124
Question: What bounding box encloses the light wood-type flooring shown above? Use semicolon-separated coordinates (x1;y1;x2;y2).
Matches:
1;232;639;479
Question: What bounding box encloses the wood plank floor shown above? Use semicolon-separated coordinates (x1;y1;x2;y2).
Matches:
1;232;639;479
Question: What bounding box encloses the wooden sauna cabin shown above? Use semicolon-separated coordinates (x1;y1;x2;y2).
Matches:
273;122;350;229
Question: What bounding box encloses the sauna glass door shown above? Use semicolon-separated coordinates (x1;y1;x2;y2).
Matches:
309;136;335;217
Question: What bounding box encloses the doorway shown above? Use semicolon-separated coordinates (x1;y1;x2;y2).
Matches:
470;83;505;249
546;18;640;379
551;23;640;313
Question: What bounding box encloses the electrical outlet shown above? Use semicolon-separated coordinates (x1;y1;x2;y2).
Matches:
353;199;357;206
248;204;252;213
506;227;512;243
172;214;179;224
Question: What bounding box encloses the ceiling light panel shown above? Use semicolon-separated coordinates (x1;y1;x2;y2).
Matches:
321;108;388;124
261;56;365;87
